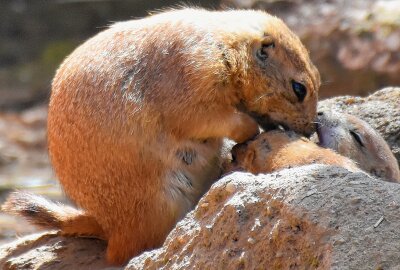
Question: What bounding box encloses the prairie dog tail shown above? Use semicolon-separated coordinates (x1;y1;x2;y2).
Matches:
1;191;106;239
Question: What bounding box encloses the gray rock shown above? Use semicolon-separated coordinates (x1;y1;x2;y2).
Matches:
4;166;400;269
127;166;400;269
0;232;113;270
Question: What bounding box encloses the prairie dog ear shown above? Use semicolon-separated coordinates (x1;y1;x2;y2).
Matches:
255;35;276;64
230;143;255;171
241;148;256;169
261;35;275;49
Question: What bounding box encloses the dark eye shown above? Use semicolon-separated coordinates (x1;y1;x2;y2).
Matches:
291;80;307;102
256;42;275;62
350;130;364;147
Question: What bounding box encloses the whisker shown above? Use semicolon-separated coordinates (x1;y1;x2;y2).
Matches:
251;93;270;104
320;80;333;86
250;61;283;104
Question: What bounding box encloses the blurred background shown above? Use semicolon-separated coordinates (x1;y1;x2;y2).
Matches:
0;0;399;243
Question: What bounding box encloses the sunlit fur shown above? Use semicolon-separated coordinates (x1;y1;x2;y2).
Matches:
227;130;361;174
2;8;319;265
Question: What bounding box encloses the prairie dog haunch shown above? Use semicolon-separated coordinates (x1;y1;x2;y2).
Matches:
2;8;320;265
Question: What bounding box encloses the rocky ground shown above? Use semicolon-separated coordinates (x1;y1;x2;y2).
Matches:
127;166;400;270
0;88;398;269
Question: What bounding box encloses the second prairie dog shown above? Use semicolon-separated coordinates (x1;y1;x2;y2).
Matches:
2;8;320;265
316;110;400;182
226;112;399;183
227;130;362;174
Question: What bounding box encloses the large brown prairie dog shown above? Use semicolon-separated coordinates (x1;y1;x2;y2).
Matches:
316;110;400;182
2;8;320;265
227;130;361;174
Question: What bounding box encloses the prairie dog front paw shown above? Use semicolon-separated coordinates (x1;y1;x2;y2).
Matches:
229;113;259;143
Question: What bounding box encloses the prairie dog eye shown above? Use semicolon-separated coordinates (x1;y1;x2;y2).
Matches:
291;80;307;102
349;130;364;147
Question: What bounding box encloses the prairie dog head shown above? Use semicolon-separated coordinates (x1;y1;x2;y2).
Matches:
226;130;359;175
228;130;300;174
316;111;400;182
78;9;318;138
148;9;320;136
216;10;320;136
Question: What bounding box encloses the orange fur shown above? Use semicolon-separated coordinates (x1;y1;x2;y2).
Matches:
228;130;361;174
3;8;319;265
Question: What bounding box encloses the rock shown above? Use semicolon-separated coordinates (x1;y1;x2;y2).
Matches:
223;0;400;98
127;167;400;269
0;232;112;270
3;167;400;269
319;87;400;165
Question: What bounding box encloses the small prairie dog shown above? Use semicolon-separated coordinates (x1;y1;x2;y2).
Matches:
316;110;400;182
227;130;361;174
2;8;320;265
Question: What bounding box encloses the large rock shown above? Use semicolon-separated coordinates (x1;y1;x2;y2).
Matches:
0;232;110;270
2;167;400;269
127;167;400;269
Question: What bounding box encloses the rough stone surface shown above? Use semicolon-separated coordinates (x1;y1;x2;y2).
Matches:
3;167;400;269
127;167;400;269
319;87;400;165
0;232;113;270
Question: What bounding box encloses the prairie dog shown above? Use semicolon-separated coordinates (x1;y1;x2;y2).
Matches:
316;111;400;182
227;130;361;174
2;8;320;265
